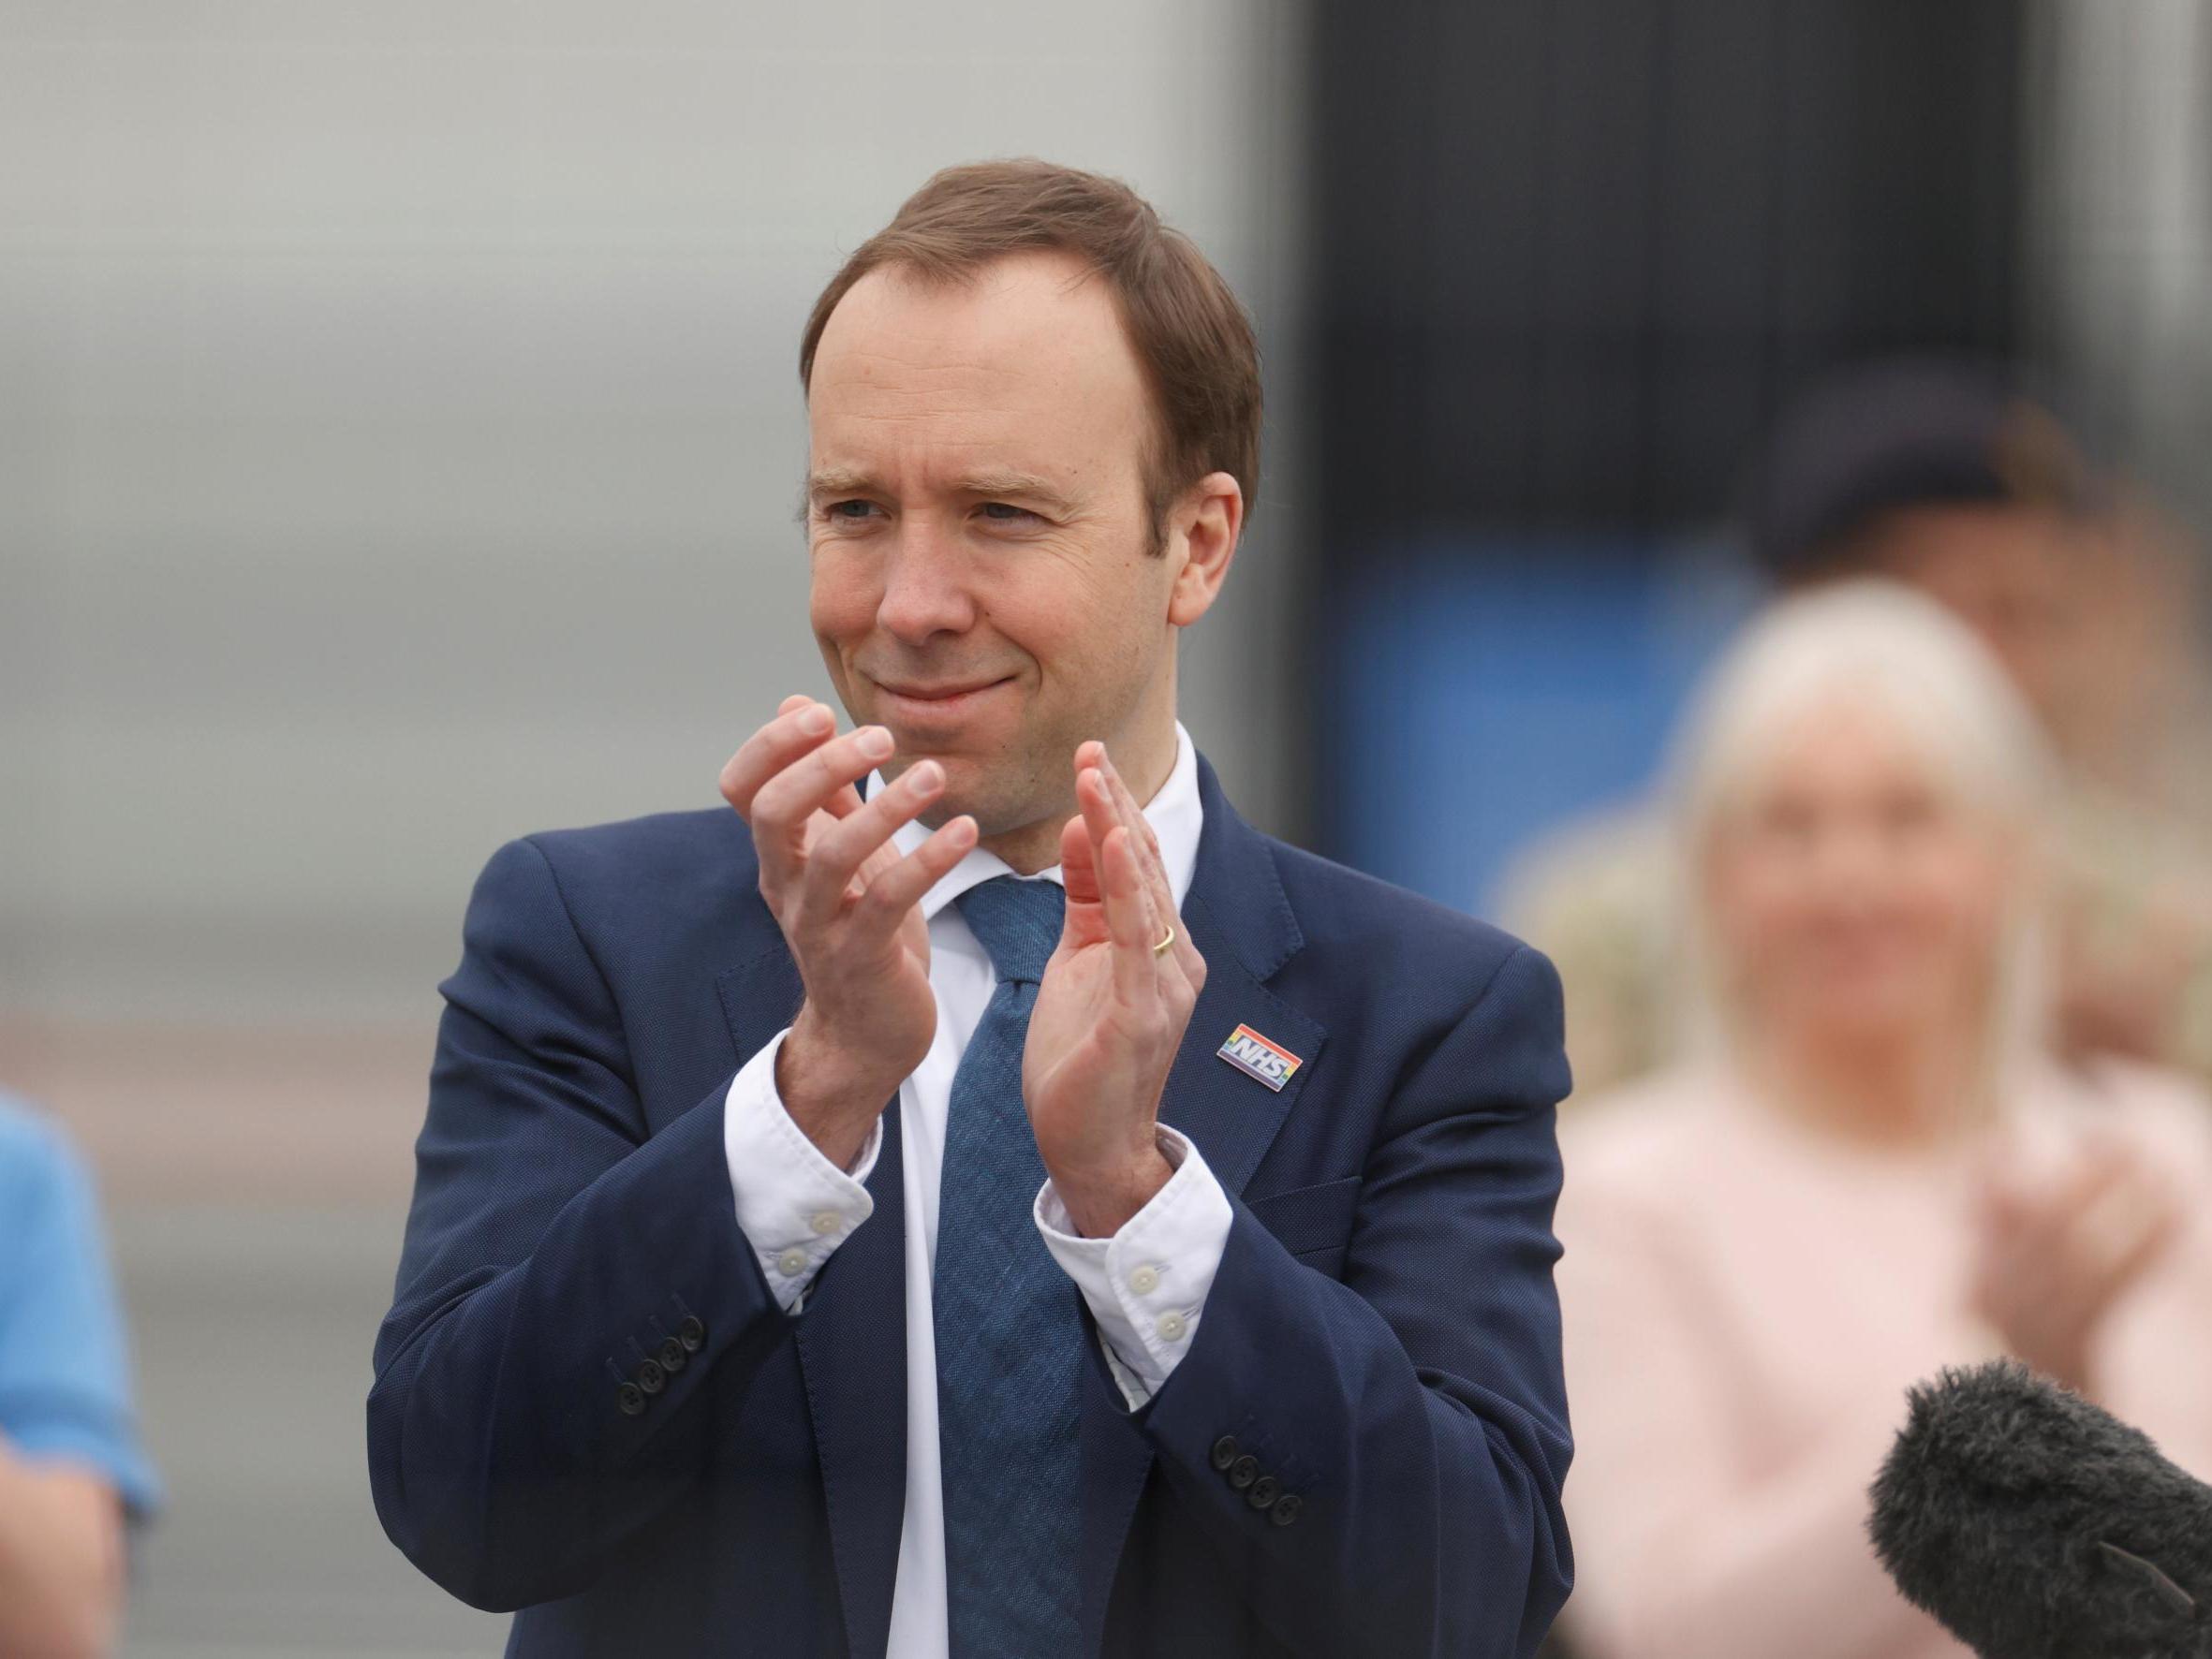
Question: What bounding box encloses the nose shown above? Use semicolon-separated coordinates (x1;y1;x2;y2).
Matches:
1808;817;1890;912
876;518;978;646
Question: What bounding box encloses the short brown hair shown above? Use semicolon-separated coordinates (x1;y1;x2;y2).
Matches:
800;159;1262;546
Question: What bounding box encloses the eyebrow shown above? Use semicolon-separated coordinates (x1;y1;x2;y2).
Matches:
804;467;1080;516
805;467;879;504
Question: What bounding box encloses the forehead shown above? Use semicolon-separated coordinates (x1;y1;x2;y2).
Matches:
1750;691;1951;797
1874;505;2075;585
805;250;1152;491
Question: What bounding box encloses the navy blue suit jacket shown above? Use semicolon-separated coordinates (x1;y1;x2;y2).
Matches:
369;756;1574;1657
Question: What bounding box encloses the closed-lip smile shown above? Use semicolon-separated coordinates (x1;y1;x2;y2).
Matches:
877;678;1008;701
872;676;1015;722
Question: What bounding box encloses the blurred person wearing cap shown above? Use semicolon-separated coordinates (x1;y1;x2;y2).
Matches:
369;161;1573;1659
1503;357;2212;1099
0;1092;160;1658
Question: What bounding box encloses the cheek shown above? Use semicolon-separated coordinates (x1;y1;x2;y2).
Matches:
987;548;1156;676
1909;842;2011;950
808;548;878;640
1705;845;1801;965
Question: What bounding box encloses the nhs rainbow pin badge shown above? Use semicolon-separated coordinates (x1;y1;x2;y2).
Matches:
1216;1023;1303;1092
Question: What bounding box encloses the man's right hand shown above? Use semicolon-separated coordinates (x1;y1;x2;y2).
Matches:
720;696;977;1169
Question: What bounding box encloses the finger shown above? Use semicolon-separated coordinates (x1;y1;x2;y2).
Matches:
1081;765;1162;942
721;699;839;815
1075;761;1125;892
802;759;946;918
823;781;866;821
1099;748;1201;984
1101;825;1159;1005
1972;1159;2025;1229
852;815;979;930
1087;745;1159;878
774;697;866;821
2094;1200;2177;1300
752;724;896;850
786;702;868;822
2048;1141;2133;1226
1098;746;1166;866
2077;1164;2179;1289
1060;813;1104;909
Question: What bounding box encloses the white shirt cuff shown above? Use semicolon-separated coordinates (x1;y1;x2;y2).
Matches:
722;1029;878;1313
1035;1126;1233;1408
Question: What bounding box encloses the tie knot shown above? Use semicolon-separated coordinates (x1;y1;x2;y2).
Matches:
954;876;1065;986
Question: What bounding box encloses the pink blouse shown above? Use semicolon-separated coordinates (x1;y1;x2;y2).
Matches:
1553;1058;2212;1659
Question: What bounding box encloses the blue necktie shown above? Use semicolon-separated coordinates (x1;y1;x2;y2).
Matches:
935;875;1082;1659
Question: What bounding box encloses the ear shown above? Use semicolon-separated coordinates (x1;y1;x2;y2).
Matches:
1164;471;1244;629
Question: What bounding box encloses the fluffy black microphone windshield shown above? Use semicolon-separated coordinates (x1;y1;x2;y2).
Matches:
1869;1359;2212;1658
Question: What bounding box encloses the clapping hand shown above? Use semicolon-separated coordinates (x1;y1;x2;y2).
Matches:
719;696;977;1169
1969;1130;2179;1397
1025;742;1208;1238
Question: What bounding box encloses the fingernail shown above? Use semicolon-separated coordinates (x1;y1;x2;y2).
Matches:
909;759;943;791
858;726;893;758
799;704;833;736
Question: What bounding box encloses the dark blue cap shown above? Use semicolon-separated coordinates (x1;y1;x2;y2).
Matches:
1744;357;2095;577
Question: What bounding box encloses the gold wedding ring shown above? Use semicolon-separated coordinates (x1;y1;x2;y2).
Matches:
1152;927;1177;959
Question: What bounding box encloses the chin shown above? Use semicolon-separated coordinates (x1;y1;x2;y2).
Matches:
1796;984;1947;1044
925;758;1058;841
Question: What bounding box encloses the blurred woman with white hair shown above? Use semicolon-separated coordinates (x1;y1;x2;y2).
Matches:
1553;580;2212;1659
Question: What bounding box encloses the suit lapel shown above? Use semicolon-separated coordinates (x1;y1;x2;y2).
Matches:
1079;756;1327;1655
715;942;909;1659
1158;886;1325;1193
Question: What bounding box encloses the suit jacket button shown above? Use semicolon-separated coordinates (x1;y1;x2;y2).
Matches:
1210;1435;1240;1472
1229;1454;1260;1490
1246;1475;1280;1510
637;1358;667;1396
656;1337;687;1373
616;1382;646;1417
1270;1493;1303;1527
677;1315;706;1353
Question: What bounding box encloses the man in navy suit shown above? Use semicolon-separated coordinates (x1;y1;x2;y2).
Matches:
370;160;1573;1659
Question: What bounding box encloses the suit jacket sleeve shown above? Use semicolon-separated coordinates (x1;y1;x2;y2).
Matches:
367;836;793;1612
1120;943;1574;1659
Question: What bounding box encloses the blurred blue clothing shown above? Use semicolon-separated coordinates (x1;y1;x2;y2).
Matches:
0;1094;159;1516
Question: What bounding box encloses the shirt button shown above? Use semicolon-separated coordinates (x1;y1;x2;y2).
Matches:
810;1211;842;1237
1155;1310;1187;1343
1128;1265;1160;1296
777;1247;809;1276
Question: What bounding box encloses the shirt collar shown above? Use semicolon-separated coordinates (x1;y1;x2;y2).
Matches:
880;723;1203;923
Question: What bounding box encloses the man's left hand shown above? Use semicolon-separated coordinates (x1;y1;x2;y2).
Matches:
1025;743;1207;1238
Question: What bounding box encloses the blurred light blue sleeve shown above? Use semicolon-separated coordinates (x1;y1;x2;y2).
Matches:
0;1098;160;1517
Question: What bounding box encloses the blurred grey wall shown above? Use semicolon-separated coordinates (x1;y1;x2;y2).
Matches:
2026;0;2212;523
2;0;1311;1031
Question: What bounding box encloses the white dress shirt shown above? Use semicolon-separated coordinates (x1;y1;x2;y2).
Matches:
720;723;1233;1658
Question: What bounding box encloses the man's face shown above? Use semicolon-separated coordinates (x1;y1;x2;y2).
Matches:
1864;503;2085;737
804;251;1188;842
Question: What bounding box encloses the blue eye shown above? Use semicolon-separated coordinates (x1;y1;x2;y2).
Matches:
980;503;1040;523
826;500;878;521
